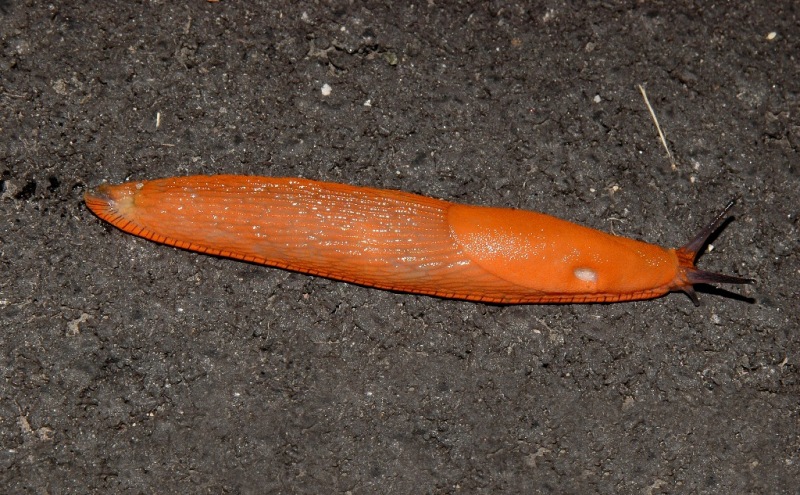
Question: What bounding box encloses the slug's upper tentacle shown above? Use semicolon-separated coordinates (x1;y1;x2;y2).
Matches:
672;199;754;305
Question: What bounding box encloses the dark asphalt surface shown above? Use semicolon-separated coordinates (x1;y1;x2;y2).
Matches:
1;2;798;493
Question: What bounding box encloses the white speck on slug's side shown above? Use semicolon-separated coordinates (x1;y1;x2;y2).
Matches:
574;267;598;283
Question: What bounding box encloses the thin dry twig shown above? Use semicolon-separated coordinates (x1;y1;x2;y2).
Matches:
638;84;677;170
1;90;26;99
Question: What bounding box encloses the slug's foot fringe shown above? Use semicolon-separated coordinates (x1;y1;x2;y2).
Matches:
675;199;754;305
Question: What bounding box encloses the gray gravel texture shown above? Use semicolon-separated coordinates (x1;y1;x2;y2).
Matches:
1;1;798;493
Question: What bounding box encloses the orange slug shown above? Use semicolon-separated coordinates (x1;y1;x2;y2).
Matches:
84;175;751;304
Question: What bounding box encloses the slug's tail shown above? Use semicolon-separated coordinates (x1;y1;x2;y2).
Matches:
84;185;115;217
84;185;124;230
674;199;753;305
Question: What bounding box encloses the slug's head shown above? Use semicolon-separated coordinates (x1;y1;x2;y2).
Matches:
672;200;753;305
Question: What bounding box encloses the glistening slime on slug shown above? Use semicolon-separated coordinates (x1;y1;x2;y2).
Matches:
84;175;752;304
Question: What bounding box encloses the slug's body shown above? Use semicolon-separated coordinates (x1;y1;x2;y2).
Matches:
84;175;750;304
